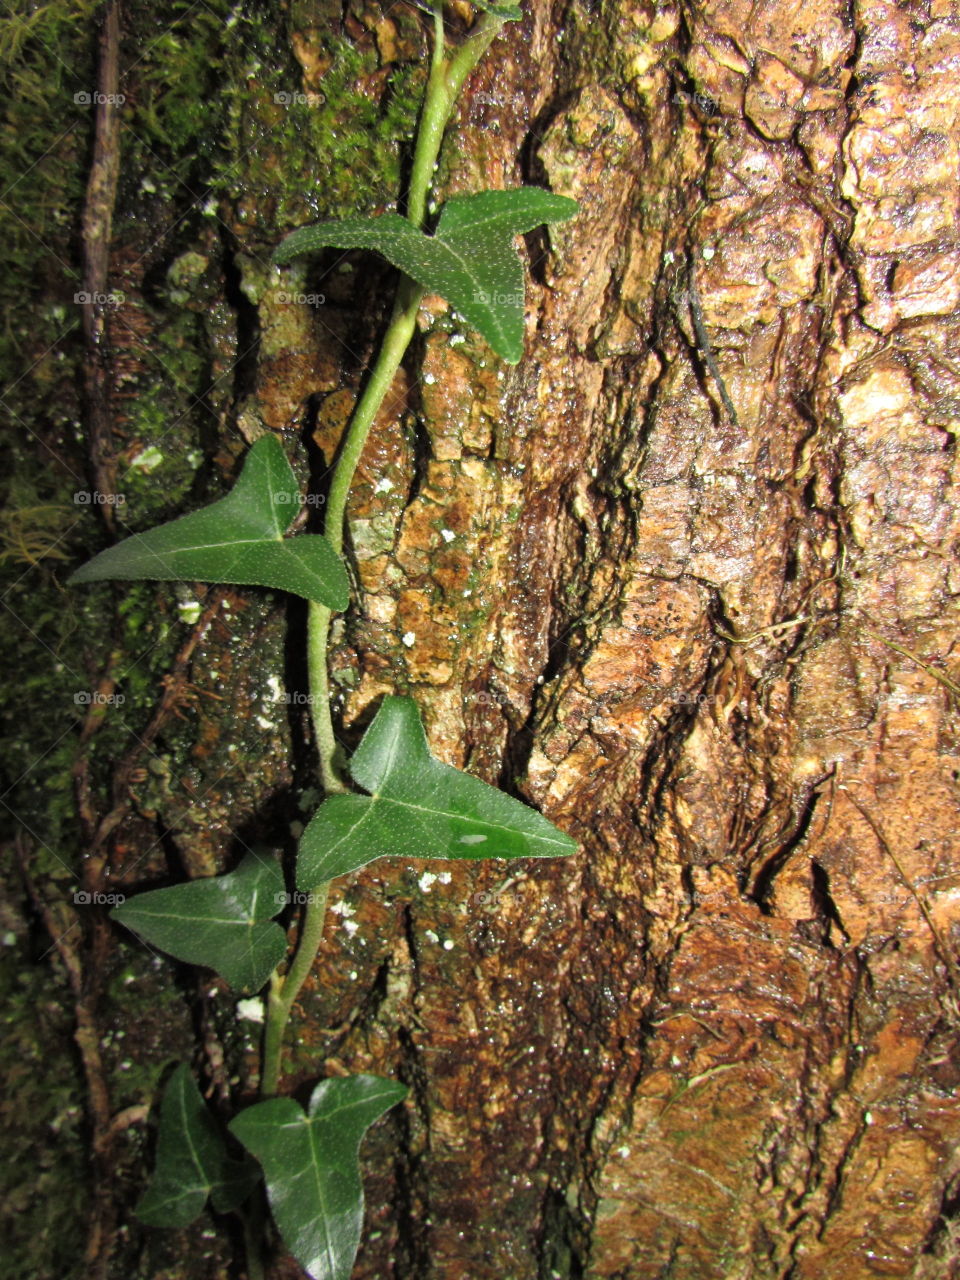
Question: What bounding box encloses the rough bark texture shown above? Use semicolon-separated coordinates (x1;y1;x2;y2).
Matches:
3;0;960;1278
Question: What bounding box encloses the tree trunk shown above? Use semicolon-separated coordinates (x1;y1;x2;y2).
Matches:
3;0;960;1277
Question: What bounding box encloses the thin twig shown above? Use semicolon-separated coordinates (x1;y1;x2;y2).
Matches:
14;834;117;1275
80;0;122;529
862;627;960;702
842;788;960;996
686;260;740;429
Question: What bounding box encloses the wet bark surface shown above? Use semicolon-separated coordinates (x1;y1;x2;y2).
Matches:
4;0;960;1277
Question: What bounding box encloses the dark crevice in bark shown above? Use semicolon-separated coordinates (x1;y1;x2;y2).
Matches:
221;234;261;419
747;783;828;908
536;1186;587;1280
391;900;430;1279
811;859;852;947
405;406;432;512
392;1023;431;1280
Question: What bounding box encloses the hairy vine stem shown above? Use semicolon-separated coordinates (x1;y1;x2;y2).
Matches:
259;2;508;1099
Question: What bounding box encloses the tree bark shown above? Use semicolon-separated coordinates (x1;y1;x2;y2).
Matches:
327;1;960;1276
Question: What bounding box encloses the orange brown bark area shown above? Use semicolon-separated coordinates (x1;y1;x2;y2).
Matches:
245;0;960;1276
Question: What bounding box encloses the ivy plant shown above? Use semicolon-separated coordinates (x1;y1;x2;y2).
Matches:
70;2;577;1277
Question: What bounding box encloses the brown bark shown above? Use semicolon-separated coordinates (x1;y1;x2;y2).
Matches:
290;1;960;1276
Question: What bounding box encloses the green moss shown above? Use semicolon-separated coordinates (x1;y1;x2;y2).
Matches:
0;3;96;387
126;0;231;166
0;947;89;1280
0;3;436;1274
218;19;425;234
111;310;213;528
0;566;93;852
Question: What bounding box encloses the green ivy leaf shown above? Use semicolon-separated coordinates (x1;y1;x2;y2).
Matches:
229;1075;407;1280
111;853;288;992
138;1065;260;1228
69;435;349;609
274;188;578;364
297;695;577;888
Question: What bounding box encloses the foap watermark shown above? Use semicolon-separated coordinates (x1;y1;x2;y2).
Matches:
74;690;125;706
73;889;125;905
273;490;325;506
471;887;521;909
271;690;322;706
74;90;125;106
474;288;522;307
74;490;126;506
74;290;125;307
672;89;718;115
669;691;717;707
273;90;326;108
274;890;326;906
272;290;325;306
465;689;510;709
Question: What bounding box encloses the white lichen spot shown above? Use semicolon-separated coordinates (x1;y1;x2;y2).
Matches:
177;600;202;624
267;675;283;702
419;872;438;893
256;715;275;731
374;476;394;493
402;631;416;648
330;899;355;918
424;372;436;385
442;939;454;951
450;333;465;346
440;528;455;543
463;588;473;598
438;871;452;884
617;1145;631;1158
236;998;264;1024
702;244;716;261
424;929;439;944
343;919;359;936
130;445;163;472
